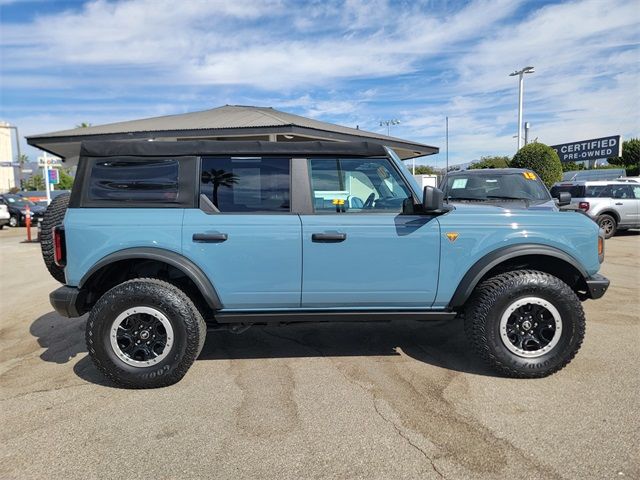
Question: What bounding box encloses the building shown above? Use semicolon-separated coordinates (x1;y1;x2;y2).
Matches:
0;121;17;191
26;105;438;164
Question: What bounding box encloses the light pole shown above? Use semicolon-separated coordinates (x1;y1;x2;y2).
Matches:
380;119;400;136
509;66;534;151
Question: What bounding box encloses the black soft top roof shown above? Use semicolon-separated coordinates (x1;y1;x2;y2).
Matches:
79;140;389;158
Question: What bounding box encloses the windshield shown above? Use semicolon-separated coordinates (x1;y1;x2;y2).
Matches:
443;172;551;201
4;196;36;207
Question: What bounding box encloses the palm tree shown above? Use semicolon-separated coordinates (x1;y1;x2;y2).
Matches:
201;169;238;206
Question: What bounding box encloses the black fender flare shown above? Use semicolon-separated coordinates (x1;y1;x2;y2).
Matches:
448;244;588;308
79;247;222;310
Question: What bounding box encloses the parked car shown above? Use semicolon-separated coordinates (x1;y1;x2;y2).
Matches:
0;194;46;227
0;203;10;229
44;140;608;388
550;181;640;238
439;168;572;211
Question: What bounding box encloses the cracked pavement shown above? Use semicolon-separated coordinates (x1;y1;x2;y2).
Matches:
1;227;638;479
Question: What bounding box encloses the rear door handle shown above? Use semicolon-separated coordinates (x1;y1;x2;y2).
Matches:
615;202;623;205
193;232;228;243
312;232;347;242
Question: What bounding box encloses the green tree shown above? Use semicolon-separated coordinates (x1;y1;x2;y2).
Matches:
23;174;45;191
561;161;584;173
55;168;75;190
18;153;29;169
608;138;640;176
511;143;563;187
76;122;92;128
469;155;510;169
413;165;437;175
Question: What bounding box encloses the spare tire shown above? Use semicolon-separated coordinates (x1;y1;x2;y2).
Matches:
41;193;70;283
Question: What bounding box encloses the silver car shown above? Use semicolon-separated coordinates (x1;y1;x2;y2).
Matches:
551;181;640;238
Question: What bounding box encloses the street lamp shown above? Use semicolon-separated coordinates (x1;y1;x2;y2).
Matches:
380;119;400;136
509;66;534;151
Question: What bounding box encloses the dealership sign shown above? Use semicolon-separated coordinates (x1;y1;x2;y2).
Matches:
551;135;621;162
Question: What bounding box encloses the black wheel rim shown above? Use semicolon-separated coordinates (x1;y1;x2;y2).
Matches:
500;297;562;358
110;307;174;367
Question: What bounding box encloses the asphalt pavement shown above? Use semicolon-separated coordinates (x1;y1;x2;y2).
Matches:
1;226;638;479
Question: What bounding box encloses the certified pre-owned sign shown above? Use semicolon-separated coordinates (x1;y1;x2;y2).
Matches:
551;135;621;162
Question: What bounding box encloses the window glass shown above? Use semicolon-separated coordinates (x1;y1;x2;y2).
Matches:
89;159;179;202
632;186;640;199
550;185;585;198
444;172;550;201
308;158;412;213
200;157;290;212
611;185;634;199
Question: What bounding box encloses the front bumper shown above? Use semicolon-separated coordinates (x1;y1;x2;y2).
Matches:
585;274;609;299
50;286;87;318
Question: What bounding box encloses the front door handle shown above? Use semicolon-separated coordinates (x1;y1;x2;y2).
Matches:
193;232;228;243
312;232;347;242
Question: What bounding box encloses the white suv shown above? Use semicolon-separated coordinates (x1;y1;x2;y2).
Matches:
0;203;10;229
551;181;640;238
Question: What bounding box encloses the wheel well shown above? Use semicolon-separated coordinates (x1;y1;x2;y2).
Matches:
82;259;214;318
479;254;587;293
596;210;619;223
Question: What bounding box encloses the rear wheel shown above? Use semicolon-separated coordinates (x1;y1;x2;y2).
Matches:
597;214;617;239
9;215;18;227
40;193;70;283
464;270;585;378
86;278;206;388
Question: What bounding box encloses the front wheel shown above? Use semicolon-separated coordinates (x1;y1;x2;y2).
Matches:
86;278;206;388
9;215;18;227
464;270;585;378
597;214;617;239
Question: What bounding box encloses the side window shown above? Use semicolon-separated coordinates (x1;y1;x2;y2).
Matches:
200;157;290;212
632;186;640;199
612;185;634;199
89;158;179;202
308;157;413;213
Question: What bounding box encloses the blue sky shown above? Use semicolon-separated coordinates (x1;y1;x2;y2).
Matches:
1;0;638;166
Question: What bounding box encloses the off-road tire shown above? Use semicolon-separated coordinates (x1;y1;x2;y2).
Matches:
596;214;617;239
464;270;585;378
40;193;70;283
86;278;207;388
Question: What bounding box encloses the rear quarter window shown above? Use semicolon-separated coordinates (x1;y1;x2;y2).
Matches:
89;159;180;202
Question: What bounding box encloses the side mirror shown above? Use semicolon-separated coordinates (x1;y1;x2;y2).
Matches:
422;186;444;212
556;191;571;206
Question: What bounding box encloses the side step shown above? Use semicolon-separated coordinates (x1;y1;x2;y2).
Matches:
214;310;457;324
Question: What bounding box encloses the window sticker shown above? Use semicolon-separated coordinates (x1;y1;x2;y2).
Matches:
451;178;468;189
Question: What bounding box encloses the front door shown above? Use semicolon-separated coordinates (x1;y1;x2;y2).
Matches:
611;184;640;226
300;157;441;308
182;157;301;309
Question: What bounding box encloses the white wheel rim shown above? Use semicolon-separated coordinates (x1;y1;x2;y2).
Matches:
499;296;562;358
109;306;174;368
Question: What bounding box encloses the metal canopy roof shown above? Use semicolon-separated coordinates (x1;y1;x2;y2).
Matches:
26;105;438;161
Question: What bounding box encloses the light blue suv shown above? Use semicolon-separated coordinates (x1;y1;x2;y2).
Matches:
43;141;609;388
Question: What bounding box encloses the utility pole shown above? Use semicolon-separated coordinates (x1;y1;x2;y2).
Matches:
445;116;449;173
379;119;400;136
509;66;534;151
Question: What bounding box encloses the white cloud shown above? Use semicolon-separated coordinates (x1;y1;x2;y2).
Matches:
1;0;638;165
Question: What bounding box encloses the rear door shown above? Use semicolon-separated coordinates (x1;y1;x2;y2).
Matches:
610;184;638;226
299;156;440;308
182;157;301;309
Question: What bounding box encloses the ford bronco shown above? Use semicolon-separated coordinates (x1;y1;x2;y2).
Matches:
42;140;609;388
